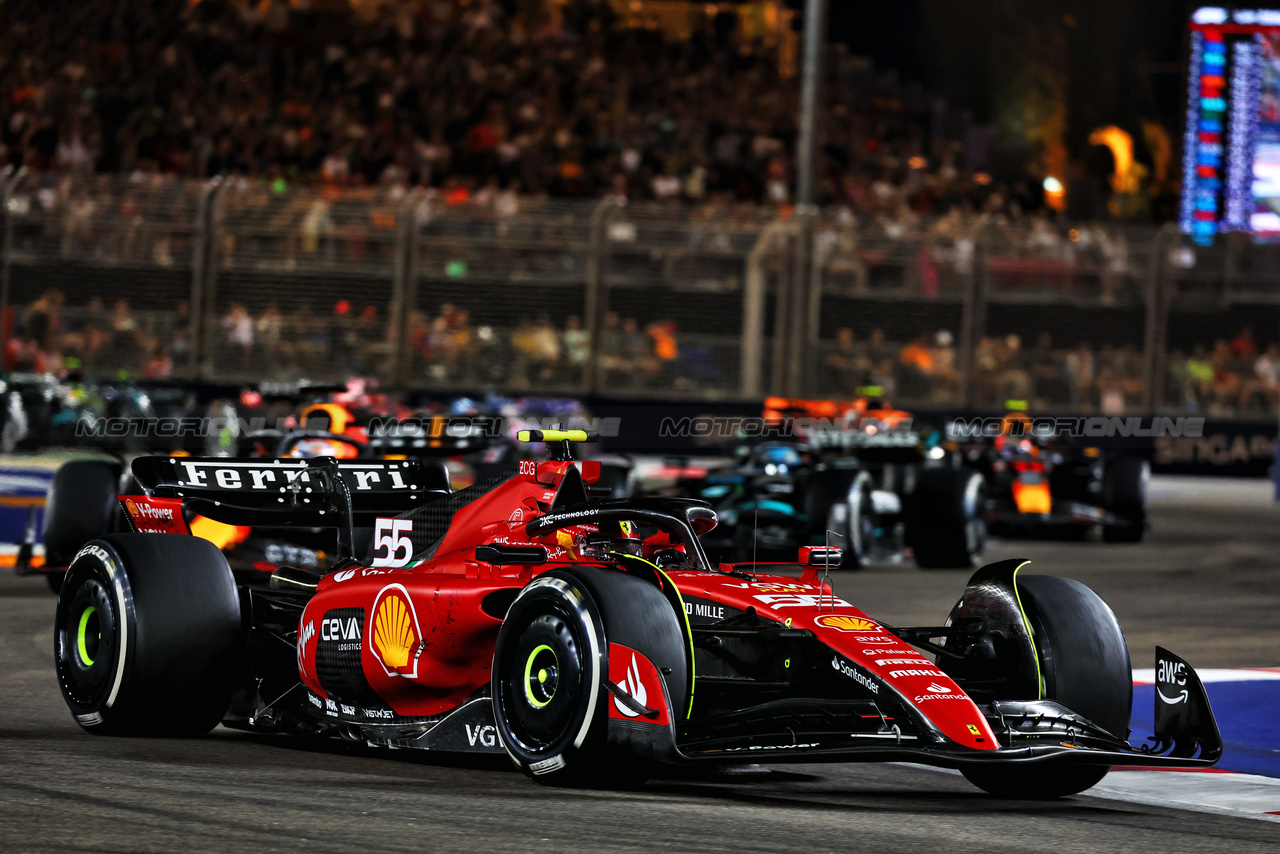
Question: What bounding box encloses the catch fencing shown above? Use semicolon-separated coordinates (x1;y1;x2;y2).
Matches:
1;166;1277;416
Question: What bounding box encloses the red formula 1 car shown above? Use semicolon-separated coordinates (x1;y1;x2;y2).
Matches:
52;432;1221;798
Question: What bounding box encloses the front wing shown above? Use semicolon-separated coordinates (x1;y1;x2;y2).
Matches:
611;646;1220;771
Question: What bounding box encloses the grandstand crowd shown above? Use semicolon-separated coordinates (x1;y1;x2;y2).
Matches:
2;0;1044;222
7;286;1278;417
2;0;1269;415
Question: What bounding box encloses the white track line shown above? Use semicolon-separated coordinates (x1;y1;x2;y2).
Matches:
1088;769;1280;823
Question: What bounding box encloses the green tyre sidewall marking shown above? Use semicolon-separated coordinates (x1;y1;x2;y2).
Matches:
523;644;556;708
76;606;98;667
1009;560;1044;698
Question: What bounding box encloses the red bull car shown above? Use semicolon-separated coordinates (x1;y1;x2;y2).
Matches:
52;431;1219;798
951;406;1149;542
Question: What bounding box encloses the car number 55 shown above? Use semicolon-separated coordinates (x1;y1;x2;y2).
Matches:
372;517;413;567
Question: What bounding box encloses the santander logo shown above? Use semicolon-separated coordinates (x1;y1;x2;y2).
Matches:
613;654;648;718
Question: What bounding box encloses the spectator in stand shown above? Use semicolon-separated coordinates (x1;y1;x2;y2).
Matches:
1028;333;1068;405
825;327;860;396
144;346;173;379
256;304;283;367
1184;345;1214;411
562;316;590;384
647;320;679;385
222;303;254;370
1065;342;1096;410
599;312;627;386
1253;344;1280;409
929;330;960;403
446;309;474;381
1;0;1041;220
619;318;648;388
1211;339;1243;413
510;314;560;386
22;289;63;351
897;334;935;401
1230;327;1259;360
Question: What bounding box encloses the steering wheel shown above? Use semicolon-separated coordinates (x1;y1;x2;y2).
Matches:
650;549;688;570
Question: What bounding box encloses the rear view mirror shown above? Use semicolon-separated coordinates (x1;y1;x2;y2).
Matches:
801;546;843;567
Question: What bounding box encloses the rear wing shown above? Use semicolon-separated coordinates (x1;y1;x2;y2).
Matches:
131;455;450;527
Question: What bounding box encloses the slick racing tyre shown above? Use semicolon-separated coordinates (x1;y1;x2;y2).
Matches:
54;534;244;736
1101;457;1148;543
908;468;986;569
962;575;1131;799
805;469;875;568
42;460;125;593
491;567;687;787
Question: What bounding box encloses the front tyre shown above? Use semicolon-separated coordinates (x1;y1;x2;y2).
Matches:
54;535;243;736
1101;457;1148;543
806;469;875;568
961;575;1131;798
910;468;987;569
492;568;687;786
492;572;608;784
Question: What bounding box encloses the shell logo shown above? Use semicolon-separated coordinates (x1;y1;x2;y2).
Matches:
370;584;422;678
814;614;879;632
124;499;139;516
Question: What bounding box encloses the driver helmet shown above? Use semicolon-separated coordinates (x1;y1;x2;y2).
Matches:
577;520;642;560
578;534;643;560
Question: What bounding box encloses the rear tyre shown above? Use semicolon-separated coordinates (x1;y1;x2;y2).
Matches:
961;574;1131;798
492;568;686;787
1101;457;1148;543
54;534;243;736
43;460;123;561
909;468;986;568
42;460;124;594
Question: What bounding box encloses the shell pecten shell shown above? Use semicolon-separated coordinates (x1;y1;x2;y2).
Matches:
374;593;414;669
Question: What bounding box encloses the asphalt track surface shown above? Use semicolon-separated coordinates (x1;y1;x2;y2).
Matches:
2;478;1279;853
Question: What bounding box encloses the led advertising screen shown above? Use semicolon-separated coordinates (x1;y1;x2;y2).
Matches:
1182;7;1280;243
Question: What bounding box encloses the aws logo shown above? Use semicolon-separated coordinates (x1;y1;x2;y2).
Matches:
814;614;879;633
370;584;423;678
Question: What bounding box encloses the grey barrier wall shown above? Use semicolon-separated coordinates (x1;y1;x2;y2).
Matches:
1;171;1278;416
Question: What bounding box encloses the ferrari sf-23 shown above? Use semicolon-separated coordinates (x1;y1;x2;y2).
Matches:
53;431;1219;798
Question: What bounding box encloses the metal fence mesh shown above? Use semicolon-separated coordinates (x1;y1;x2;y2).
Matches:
2;169;1278;416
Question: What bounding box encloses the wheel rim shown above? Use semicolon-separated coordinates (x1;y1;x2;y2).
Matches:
963;478;988;555
523;644;559;709
57;575;118;707
855;487;877;559
76;606;100;667
826;502;852;554
499;609;585;752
